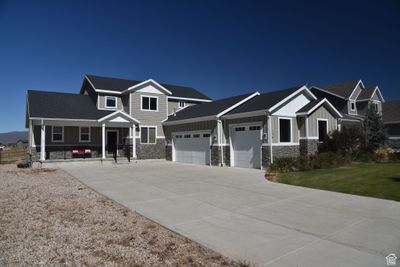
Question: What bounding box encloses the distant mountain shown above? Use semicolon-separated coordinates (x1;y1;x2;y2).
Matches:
0;131;28;144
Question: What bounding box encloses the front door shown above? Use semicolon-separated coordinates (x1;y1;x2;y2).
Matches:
107;131;118;154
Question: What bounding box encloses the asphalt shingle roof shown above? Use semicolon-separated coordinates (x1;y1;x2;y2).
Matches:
296;99;324;113
225;86;303;115
316;80;360;99
28;90;113;120
166;93;255;122
383;100;400;122
86;74;211;100
310;88;347;113
357;86;376;100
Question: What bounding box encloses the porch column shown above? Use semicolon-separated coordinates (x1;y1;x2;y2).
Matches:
267;115;273;164
132;124;137;158
40;120;46;161
29;120;33;153
102;123;106;159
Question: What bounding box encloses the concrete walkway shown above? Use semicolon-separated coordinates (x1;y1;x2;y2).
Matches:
56;160;400;267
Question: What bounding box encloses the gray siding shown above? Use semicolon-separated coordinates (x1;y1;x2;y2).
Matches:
121;95;129;113
297;117;306;137
167;100;195;114
349;84;362;100
307;106;337;137
97;95;123;110
271;116;299;144
371;91;381;101
130;92;167;136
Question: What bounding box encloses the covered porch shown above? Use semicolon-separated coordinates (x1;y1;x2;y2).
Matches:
29;111;140;161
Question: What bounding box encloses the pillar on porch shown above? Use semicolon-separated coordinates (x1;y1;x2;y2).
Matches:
132;124;136;158
40;120;46;161
102;123;106;159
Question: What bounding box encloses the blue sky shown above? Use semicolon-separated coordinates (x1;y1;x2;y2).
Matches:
0;0;399;132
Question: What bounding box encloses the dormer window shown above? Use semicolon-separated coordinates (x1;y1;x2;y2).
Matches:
105;96;117;109
179;101;185;108
371;102;379;113
350;101;355;111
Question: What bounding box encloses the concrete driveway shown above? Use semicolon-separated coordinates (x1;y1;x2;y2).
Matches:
57;160;400;267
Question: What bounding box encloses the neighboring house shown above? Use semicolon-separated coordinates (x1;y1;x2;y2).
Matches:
383;100;400;150
26;75;211;161
15;139;29;150
310;80;385;130
163;85;342;169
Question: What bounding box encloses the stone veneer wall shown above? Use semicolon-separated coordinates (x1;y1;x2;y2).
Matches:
31;138;166;161
222;145;230;166
165;145;172;161
136;138;165;159
272;145;300;159
261;146;270;169
299;139;319;156
33;146;101;160
211;145;220;166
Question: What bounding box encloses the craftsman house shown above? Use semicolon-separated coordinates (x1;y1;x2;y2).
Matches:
26;75;211;161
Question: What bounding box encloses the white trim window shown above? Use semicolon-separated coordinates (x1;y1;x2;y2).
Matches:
141;96;158;111
140;126;156;144
279;118;291;143
350;101;356;111
79;127;91;142
105;96;117;109
371;102;379;113
317;119;328;142
52;126;64;142
179;100;185;108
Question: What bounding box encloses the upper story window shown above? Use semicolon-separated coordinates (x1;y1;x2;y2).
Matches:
141;96;158;111
279;118;291;143
350;101;355;111
179;101;185;108
52;126;64;142
105;96;117;109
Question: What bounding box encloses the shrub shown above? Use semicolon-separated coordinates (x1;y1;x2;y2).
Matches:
357;152;376;163
374;148;389;163
317;152;343;168
388;151;400;162
268;153;343;173
268;157;296;173
295;156;313;171
319;128;365;161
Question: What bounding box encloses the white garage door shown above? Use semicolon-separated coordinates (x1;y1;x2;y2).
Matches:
231;125;261;169
173;132;211;165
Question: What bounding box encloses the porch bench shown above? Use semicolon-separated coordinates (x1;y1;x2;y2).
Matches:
71;147;92;158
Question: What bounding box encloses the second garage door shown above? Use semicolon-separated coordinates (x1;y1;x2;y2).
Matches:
173;132;211;165
231;125;262;169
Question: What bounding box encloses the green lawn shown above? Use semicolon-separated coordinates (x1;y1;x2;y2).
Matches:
276;163;400;201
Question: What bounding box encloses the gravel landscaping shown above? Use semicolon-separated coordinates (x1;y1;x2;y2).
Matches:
0;164;239;267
